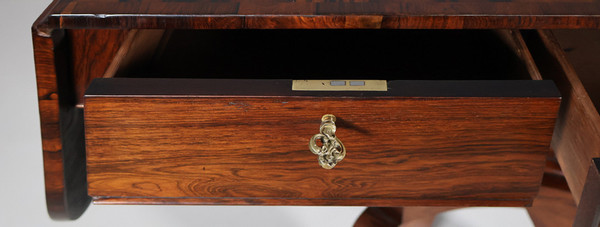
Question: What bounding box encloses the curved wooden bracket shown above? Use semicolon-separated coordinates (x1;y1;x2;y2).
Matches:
33;14;169;218
33;29;91;220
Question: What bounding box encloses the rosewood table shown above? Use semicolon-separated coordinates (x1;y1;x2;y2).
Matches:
32;0;600;225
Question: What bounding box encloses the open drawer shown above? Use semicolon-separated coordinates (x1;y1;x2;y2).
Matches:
82;29;560;206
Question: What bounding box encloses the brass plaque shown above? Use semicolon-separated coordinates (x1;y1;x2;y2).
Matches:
292;80;388;91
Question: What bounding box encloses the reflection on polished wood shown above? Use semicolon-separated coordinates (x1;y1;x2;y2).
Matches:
353;165;576;227
573;159;600;226
33;0;600;31
527;186;576;227
32;0;600;221
85;79;558;206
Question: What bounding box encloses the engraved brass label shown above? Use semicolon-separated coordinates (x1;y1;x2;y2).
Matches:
292;80;387;91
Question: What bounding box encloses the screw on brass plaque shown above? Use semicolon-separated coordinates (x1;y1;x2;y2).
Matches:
292;80;387;91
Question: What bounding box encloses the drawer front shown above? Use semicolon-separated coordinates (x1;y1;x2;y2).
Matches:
84;79;560;206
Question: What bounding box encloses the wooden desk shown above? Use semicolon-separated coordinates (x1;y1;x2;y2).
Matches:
32;0;600;225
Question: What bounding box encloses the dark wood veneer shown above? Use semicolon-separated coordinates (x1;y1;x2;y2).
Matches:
33;29;90;220
32;0;600;31
522;30;600;205
69;29;129;105
33;27;551;219
573;159;600;226
84;79;560;206
31;0;585;221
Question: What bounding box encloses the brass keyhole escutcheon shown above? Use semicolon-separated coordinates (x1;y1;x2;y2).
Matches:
309;114;346;169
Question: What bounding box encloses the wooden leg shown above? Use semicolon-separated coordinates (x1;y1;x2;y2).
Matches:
527;186;577;227
573;158;600;227
527;153;576;227
354;207;403;227
355;155;578;227
354;206;458;227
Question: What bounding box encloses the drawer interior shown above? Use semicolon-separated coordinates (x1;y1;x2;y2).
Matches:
107;29;538;81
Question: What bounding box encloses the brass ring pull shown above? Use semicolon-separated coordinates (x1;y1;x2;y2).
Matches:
309;114;346;169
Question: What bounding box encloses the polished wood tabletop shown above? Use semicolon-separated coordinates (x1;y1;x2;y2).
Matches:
34;0;600;31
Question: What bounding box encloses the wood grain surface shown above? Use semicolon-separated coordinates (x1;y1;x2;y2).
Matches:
103;29;168;79
29;19;551;219
522;30;600;205
553;30;600;111
84;79;560;206
69;29;129;105
31;0;600;31
528;182;577;227
30;0;585;218
32;29;134;220
573;159;600;226
355;168;577;227
32;29;90;220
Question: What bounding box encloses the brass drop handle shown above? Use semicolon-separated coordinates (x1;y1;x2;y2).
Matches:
309;114;346;169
